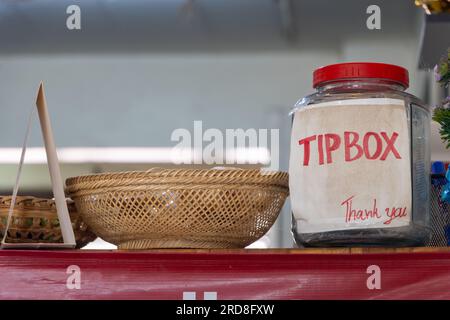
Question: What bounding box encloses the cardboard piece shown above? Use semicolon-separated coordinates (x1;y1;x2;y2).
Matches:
1;83;76;249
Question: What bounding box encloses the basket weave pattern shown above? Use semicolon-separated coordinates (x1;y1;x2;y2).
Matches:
0;196;96;248
66;169;289;249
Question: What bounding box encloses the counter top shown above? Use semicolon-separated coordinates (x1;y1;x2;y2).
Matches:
1;248;449;299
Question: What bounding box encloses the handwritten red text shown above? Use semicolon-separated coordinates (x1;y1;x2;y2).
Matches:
298;131;401;166
340;195;408;225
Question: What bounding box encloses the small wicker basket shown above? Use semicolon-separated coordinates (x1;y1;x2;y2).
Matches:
0;196;96;248
66;168;289;249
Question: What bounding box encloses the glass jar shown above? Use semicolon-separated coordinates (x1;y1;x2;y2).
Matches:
289;62;431;247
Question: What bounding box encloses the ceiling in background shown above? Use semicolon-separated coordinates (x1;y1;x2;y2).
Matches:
419;14;450;68
0;0;422;54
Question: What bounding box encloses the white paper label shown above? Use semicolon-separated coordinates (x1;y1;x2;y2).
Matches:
289;98;411;234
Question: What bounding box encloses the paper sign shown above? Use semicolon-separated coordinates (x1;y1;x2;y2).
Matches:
289;98;412;234
1;83;75;249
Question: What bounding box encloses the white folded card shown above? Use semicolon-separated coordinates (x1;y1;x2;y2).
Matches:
1;83;76;249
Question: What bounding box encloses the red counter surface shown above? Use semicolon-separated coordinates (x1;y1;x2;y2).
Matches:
0;248;449;300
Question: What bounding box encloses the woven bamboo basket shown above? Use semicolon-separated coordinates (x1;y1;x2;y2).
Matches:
0;196;97;248
66;168;289;249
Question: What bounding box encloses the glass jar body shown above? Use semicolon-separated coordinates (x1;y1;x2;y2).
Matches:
290;80;431;247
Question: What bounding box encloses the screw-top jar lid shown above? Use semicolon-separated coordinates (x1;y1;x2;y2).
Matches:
313;62;409;89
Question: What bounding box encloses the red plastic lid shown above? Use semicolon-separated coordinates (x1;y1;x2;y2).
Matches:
313;62;409;89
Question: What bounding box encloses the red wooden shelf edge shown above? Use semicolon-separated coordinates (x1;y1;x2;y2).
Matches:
0;249;449;300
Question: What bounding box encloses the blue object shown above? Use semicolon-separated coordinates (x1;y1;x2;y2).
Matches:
431;161;450;246
442;188;450;203
432;163;447;187
441;167;450;202
432;161;446;175
446;226;450;246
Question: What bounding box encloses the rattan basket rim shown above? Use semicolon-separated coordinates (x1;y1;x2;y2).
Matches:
65;168;289;192
0;195;97;248
0;195;74;211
